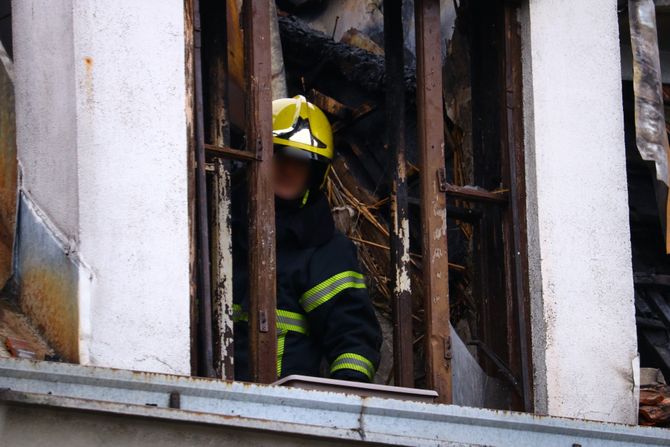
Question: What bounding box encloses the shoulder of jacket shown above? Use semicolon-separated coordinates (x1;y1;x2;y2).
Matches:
312;230;357;259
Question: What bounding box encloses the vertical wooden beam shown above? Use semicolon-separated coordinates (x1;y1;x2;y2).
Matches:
202;0;235;380
203;0;231;149
501;1;532;411
184;0;199;377
243;0;277;384
192;0;215;378
211;159;234;379
384;0;413;388
415;0;452;403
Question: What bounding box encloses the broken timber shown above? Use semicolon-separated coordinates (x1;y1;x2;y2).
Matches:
384;0;413;388
415;0;452;403
277;15;416;96
244;0;277;384
192;0;215;378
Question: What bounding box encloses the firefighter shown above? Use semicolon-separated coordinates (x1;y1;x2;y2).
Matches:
232;95;382;383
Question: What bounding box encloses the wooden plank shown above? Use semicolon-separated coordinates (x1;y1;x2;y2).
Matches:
415;0;452;403
645;289;670;329
205;143;259;162
192;0;215;378
244;0;277;384
211;159;234;379
184;0;200;377
441;183;508;204
384;0;413;388
501;1;532;412
201;0;235;380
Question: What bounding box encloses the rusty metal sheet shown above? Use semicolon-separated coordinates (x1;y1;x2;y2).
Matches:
0;42;16;287
629;0;670;186
628;0;670;252
15;194;79;362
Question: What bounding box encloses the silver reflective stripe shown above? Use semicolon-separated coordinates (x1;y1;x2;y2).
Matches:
330;353;375;380
301;274;366;312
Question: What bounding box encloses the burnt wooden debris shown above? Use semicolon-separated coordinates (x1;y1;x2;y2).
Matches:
188;0;533;410
201;0;235;380
384;0;413;389
191;0;216;378
277;1;532;408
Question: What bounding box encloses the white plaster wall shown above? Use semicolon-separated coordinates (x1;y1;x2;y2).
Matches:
12;0;191;375
73;0;190;374
521;0;639;424
12;0;79;239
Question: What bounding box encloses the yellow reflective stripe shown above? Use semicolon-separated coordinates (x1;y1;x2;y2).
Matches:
277;309;309;335
232;304;248;322
233;306;308;335
300;271;366;313
277;330;287;377
330;353;375;381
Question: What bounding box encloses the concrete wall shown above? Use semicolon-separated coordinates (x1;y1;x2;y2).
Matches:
521;0;639;424
11;0;191;374
12;0;79;239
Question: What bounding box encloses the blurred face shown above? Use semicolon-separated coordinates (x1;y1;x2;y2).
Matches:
273;151;311;200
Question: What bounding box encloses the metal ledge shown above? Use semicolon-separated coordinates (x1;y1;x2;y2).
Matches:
0;358;669;446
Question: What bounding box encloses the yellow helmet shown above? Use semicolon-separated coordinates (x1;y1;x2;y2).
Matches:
272;95;334;164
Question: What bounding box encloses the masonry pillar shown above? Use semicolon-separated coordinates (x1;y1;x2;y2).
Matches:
520;0;639;424
11;0;191;374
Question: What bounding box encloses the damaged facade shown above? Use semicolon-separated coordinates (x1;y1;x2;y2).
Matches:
0;0;669;445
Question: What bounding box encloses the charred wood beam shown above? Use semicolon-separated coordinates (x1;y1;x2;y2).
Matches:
415;0;452;403
635;272;670;287
645;289;670;329
244;0;277;384
184;0;199;377
501;2;532;412
277;15;416;96
211;159;234;379
192;0;216;378
309;89;352;120
202;0;234;380
384;0;413;388
441;183;508;204
205;143;260;162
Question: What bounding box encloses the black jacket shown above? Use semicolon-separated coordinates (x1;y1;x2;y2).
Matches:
232;187;382;382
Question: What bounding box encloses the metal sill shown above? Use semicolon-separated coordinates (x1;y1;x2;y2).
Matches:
0;358;668;446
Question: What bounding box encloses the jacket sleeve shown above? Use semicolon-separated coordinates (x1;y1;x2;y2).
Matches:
301;234;382;382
